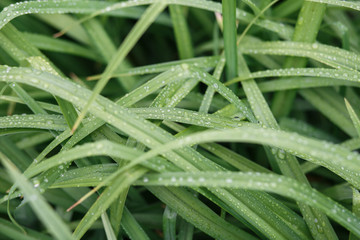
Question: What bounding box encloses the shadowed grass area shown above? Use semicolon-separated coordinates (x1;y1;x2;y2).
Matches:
0;0;360;239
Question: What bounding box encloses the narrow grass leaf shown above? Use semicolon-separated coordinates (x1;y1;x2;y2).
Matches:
122;207;150;240
345;98;360;137
0;153;73;240
139;172;360;237
72;2;167;132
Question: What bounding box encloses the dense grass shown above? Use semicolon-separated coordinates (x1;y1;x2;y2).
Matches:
0;0;360;239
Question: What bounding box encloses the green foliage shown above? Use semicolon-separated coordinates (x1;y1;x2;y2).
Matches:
1;0;360;239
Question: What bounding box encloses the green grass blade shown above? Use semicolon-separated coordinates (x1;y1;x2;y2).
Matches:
350;188;360;240
300;88;355;137
101;213;117;240
222;0;238;84
23;33;99;61
0;114;67;132
169;5;193;59
0;153;73;240
122;207;150;240
139;172;360;238
345;98;360;137
307;0;360;11
240;41;360;71
163;206;177;240
72;2;167;132
0;65;330;240
149;186;257;240
72;166;147;239
228;68;360;85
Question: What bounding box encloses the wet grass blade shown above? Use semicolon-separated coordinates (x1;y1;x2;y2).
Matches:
0;153;73;240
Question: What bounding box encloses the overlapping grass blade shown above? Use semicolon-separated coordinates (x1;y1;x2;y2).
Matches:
0;66;312;239
0;153;73;240
138;172;360;237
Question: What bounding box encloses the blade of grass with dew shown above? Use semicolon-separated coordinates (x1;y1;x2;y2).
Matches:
252;77;360;94
9;83;47;114
189;66;255;121
0;66;322;239
0;24;78;128
51;164;118;188
23;140;170;178
151;78;199;108
138;172;360;237
239;41;360;71
148;186;258;240
0;153;73;240
271;1;326;118
71;2;167;133
71;166;148;239
169;5;193;59
307;0;360;11
346;88;360;116
133;125;360;187
227;67;360;85
199;55;226;113
237;23;337;234
0;67;311;239
345;98;360;137
153;121;312;239
86;56;219;80
1;65;315;239
0;114;67;132
131;107;244;129
350;188;360;240
0;0;293;40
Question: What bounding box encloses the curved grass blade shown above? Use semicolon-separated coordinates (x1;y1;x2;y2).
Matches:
148;186;258;240
253;77;360;93
0;153;73;240
122;207;150;240
72;166;148;239
169;5;193;59
0;218;52;240
23;33;100;61
345;98;360;137
101;213;117;240
0;0;293;39
163;205;177;240
87;56;219;80
72;2;167;133
299;88;355;137
227;67;360;86
124;126;360;192
240;41;360;71
138;172;360;237
222;0;238;83
0;66;316;240
0;114;67;132
308;0;360;11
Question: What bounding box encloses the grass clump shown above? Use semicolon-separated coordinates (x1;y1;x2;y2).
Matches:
0;0;360;239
